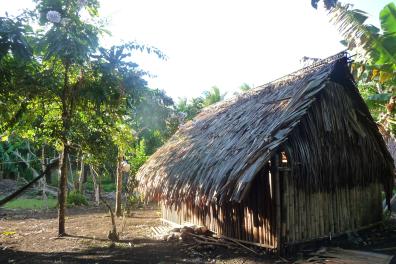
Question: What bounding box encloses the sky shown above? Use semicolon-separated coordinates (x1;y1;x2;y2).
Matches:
0;0;392;100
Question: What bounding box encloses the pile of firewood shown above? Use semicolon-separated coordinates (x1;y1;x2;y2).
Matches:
162;225;213;242
152;224;260;255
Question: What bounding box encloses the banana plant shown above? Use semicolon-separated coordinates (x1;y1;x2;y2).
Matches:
329;3;396;85
326;2;396;134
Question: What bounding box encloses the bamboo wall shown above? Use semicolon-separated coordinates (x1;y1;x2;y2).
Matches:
162;162;278;249
162;167;383;250
281;172;383;244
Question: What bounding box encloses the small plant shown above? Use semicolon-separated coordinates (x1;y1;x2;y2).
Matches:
127;192;141;209
67;191;88;206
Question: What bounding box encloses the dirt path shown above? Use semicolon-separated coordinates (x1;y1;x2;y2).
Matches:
0;206;275;264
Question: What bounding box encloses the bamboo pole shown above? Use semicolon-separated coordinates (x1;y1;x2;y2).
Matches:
334;188;340;233
290;178;296;242
257;190;263;244
296;181;301;241
273;154;282;251
345;187;351;230
264;173;270;245
303;188;308;240
283;170;289;242
342;188;347;231
322;192;327;236
330;188;335;235
267;170;272;246
309;190;314;240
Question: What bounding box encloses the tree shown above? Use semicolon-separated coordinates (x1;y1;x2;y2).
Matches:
33;0;103;236
239;83;251;92
311;0;338;10
203;86;226;107
0;0;165;235
175;86;227;122
233;83;252;95
175;97;204;121
132;88;177;153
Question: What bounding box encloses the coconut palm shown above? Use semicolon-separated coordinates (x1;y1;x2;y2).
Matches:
203;86;226;107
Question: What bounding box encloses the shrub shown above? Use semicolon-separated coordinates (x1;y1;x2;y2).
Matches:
67;191;88;206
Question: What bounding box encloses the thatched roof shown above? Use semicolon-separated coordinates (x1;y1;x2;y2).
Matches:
137;53;394;205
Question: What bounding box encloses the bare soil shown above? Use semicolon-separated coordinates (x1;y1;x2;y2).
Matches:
0;206;276;264
1;204;396;264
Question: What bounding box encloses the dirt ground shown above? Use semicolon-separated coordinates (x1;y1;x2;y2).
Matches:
1;205;396;264
0;206;278;264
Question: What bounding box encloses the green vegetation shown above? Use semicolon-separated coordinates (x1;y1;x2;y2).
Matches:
176;85;233;121
0;0;229;234
0;0;177;234
314;1;396;206
2;198;57;209
86;177;116;192
67;191;88;206
327;2;396;133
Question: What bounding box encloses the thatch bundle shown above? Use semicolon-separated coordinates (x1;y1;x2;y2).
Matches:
137;53;394;207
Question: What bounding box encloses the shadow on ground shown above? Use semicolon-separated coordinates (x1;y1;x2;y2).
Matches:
0;237;275;264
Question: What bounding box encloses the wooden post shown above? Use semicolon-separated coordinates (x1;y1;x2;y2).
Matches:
271;154;282;253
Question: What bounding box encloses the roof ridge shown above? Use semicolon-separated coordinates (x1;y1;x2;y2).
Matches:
253;51;348;91
196;51;348;116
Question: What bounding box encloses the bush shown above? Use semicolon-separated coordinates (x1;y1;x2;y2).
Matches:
67;191;88;206
126;192;143;211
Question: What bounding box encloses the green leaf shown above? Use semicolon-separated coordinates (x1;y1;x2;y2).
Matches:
367;93;392;102
380;3;396;36
1;134;9;141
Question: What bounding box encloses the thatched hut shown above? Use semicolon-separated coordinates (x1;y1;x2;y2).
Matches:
137;52;394;251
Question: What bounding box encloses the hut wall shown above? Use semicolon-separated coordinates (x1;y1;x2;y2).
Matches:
162;168;383;249
281;173;383;244
161;80;389;249
162;162;279;249
279;80;387;244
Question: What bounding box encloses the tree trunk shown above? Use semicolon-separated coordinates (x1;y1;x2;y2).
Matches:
115;155;123;217
40;145;48;209
91;166;100;206
66;142;75;191
58;144;70;236
43;145;51;184
78;156;85;194
59;61;71;237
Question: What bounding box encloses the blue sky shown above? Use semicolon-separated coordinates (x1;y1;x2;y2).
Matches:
0;0;392;100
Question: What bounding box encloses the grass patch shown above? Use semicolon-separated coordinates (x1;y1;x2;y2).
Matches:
86;177;116;192
1;198;57;209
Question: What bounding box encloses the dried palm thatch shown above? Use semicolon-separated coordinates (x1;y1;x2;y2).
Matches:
137;52;394;207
